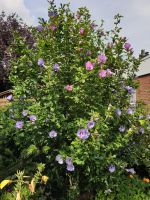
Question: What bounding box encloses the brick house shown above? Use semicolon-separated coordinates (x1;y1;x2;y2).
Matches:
136;57;150;110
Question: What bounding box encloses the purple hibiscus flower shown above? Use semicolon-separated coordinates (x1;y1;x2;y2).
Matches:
79;27;85;35
67;164;75;172
75;12;80;19
6;94;13;101
124;43;131;50
15;121;24;129
22;110;28;116
55;154;63;164
126;168;135;174
53;63;60;72
29;115;37;123
37;25;43;32
99;70;107;78
48;11;57;17
106;69;113;76
85;61;94;71
87;121;95;129
115;108;121;116
127;108;134;115
65;157;73;165
49;130;57;138
125;86;135;94
50;24;57;31
38;58;44;66
65;85;73;91
90;22;97;29
77;129;90;140
108;165;116;173
97;54;107;64
139;128;144;134
65;157;75;171
119;125;126;132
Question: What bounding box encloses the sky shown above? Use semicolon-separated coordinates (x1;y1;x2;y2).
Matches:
0;0;150;56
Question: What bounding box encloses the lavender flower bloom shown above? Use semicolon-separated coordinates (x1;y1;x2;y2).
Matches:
115;108;121;116
99;70;107;78
65;157;73;165
79;27;85;35
97;54;107;64
76;12;80;19
85;61;94;70
106;69;113;76
126;168;135;174
6;94;13;101
50;24;57;31
55;154;63;164
108;165;116;173
37;25;43;32
125;86;135;94
49;130;57;138
48;11;57;17
124;43;131;50
90;22;97;29
127;108;134;115
87;121;95;129
77;129;90;140
67;164;75;172
22;110;28;116
38;58;44;66
139;128;144;134
65;85;73;91
29;115;37;123
53;63;60;72
15;121;24;129
119;125;126;132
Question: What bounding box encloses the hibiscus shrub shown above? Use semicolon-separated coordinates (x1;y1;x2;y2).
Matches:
0;1;150;199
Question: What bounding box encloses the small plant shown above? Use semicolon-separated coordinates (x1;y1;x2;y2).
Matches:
0;163;48;200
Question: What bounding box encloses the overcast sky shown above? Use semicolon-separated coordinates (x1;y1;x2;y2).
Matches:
0;0;150;56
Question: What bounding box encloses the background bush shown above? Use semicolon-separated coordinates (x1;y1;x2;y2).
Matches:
0;11;33;92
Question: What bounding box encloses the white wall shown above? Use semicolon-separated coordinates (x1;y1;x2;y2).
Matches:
137;57;150;76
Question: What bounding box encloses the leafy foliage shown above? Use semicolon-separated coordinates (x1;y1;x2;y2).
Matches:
0;11;33;92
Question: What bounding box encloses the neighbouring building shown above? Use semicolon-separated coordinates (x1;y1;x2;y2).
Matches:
136;57;150;110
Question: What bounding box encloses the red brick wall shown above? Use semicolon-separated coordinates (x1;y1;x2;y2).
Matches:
136;74;150;106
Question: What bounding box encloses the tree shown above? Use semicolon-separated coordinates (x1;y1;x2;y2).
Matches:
0;11;33;92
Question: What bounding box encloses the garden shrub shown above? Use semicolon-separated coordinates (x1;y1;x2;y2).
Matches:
95;175;150;200
0;0;150;199
0;11;33;92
